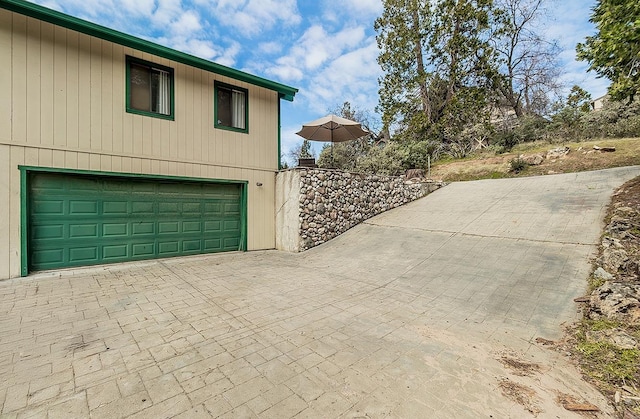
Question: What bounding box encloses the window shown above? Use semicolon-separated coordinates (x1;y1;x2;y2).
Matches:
215;82;248;133
126;56;174;120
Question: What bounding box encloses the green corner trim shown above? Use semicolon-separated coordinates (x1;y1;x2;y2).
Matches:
278;96;282;170
240;184;248;251
0;0;298;101
20;168;28;277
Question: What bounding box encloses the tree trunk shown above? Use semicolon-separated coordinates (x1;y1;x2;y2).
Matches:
412;6;431;122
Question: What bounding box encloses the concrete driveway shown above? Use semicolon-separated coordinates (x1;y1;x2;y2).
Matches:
1;167;639;418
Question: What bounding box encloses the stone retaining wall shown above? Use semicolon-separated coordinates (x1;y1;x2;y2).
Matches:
276;168;444;252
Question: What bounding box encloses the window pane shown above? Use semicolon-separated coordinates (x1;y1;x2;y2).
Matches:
217;87;232;127
130;63;150;112
232;90;246;129
151;69;171;115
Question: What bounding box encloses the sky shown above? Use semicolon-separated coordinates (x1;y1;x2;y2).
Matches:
30;0;608;163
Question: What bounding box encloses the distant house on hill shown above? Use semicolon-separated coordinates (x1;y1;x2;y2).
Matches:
590;94;608;111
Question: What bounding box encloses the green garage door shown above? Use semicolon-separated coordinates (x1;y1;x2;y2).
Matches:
28;172;243;272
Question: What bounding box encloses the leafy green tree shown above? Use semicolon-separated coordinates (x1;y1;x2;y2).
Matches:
299;140;313;159
375;0;496;143
288;139;315;166
576;0;640;102
550;85;591;139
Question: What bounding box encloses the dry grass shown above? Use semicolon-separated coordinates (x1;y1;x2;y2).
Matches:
430;138;640;182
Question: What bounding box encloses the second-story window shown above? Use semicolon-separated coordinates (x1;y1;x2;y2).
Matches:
126;56;174;120
215;82;248;133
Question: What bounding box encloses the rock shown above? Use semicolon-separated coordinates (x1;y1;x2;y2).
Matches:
295;169;443;251
602;236;624;249
586;329;638;349
521;154;544;165
601;247;629;273
405;168;426;180
589;281;640;325
593;145;616;152
546;146;570;159
594;267;614;281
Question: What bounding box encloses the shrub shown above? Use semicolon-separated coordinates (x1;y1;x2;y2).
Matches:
509;157;527;173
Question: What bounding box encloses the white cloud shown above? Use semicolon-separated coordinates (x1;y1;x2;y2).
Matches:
198;0;302;37
350;0;384;14
150;0;184;26
264;24;367;82
258;41;283;55
300;39;382;114
217;42;241;67
170;10;202;36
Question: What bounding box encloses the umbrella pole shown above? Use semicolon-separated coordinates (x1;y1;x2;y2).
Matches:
331;128;334;168
331;143;334;168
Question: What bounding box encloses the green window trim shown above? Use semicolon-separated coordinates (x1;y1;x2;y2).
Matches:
126;56;175;120
214;81;249;134
19;166;248;276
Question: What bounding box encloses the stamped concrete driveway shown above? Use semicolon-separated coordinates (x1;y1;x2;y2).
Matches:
1;167;639;418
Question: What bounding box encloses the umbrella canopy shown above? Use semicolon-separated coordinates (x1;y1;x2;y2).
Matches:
295;114;369;143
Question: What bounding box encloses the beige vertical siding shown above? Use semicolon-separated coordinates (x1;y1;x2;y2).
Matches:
0;10;282;278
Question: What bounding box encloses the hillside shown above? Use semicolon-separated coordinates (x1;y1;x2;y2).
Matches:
430;138;640;182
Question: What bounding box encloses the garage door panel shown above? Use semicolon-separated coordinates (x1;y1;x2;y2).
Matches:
204;238;221;250
28;172;243;271
103;201;128;214
32;248;64;266
224;220;240;231
103;244;129;259
223;237;240;249
132;201;154;214
224;202;240;214
183;240;202;252
183;202;201;214
204;221;221;232
158;222;179;234
69;177;101;191
33;224;64;239
33;200;64;215
159;202;179;214
183;221;202;233
69;247;99;262
132;243;155;257
69;224;98;238
69;200;99;215
204;203;222;214
132;222;155;235
103;223;128;237
158;242;179;255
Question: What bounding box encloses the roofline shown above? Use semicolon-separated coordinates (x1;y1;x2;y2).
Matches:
0;0;298;101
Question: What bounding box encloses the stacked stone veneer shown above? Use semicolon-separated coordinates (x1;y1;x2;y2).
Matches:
275;168;444;252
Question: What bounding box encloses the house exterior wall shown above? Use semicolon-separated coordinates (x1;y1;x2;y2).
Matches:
0;9;282;278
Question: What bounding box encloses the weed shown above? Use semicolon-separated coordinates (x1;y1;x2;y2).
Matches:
488;171;507;179
588;275;607;291
583;318;622;331
575;319;640;388
576;340;640;384
510;157;528;173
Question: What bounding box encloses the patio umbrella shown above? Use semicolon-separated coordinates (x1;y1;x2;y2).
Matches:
295;114;369;167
